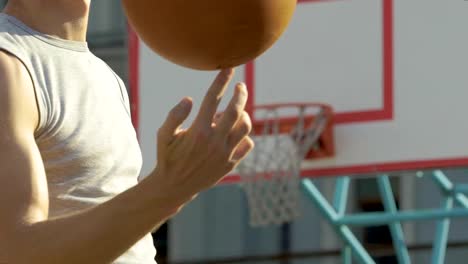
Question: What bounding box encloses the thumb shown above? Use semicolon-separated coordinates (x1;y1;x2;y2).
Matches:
158;97;193;143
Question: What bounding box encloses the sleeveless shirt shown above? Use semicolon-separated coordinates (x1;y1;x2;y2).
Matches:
0;13;156;263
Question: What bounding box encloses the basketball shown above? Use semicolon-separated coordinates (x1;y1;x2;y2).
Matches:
122;0;297;70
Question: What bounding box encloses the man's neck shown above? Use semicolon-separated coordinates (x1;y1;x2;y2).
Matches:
3;0;91;42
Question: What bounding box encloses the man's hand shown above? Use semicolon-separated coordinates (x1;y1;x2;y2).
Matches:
150;68;254;208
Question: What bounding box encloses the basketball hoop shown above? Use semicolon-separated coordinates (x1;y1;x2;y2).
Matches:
238;103;334;227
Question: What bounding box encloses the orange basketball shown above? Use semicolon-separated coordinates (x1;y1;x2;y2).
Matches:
122;0;297;70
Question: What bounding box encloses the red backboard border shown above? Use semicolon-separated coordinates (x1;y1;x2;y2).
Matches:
245;0;394;125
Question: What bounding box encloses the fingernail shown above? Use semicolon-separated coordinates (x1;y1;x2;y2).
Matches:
236;82;247;94
223;68;234;77
179;98;191;110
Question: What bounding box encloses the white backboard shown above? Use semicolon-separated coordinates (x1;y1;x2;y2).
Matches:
131;0;468;180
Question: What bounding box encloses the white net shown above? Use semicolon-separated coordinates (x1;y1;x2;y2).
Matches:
238;104;330;227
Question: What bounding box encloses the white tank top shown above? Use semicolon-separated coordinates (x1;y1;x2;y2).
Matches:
0;13;156;263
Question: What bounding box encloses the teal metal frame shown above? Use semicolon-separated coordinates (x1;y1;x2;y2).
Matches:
301;170;468;264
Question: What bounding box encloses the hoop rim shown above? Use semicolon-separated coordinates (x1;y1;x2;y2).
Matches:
252;102;333;111
250;102;334;135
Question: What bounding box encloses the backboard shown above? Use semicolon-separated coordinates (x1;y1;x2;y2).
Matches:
130;0;468;181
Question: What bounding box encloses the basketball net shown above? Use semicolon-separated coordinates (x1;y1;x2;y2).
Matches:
237;104;330;227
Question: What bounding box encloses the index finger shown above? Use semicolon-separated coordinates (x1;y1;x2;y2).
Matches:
193;68;235;129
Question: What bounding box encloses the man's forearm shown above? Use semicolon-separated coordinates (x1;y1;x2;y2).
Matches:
5;175;179;264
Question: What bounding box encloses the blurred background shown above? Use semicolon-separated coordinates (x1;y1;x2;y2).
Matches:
2;1;468;263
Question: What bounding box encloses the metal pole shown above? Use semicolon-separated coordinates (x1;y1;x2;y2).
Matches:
377;175;411;264
333;177;352;264
431;196;453;264
429;172;455;264
301;179;375;264
333;177;351;215
338;208;468;226
342;246;352;264
432;170;468;209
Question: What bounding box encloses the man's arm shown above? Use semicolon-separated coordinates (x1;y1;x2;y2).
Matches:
0;51;253;264
0;51;180;264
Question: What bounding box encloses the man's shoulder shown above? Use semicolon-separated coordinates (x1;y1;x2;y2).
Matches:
0;50;29;82
0;50;39;132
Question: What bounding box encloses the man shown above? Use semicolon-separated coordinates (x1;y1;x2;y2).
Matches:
0;0;254;263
